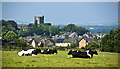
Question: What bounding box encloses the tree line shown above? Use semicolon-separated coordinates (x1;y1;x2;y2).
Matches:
85;28;120;53
1;19;120;53
100;28;120;53
1;19;89;46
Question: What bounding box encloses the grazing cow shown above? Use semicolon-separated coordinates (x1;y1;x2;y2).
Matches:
68;49;98;58
41;49;58;54
18;49;41;56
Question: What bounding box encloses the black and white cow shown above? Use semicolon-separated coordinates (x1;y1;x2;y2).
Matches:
68;49;98;58
32;49;41;56
18;49;41;56
41;49;58;54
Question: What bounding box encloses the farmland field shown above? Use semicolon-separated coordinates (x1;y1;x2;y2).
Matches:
2;51;119;67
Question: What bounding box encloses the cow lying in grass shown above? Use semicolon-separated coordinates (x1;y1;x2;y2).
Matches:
18;49;41;56
68;49;98;58
41;49;58;54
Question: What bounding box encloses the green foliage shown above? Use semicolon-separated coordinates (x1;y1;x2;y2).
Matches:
16;37;27;47
28;23;33;27
1;20;90;49
55;46;66;51
2;20;18;38
101;28;120;53
70;41;77;48
86;41;99;50
7;20;18;29
81;47;85;49
1;20;8;26
19;37;23;40
34;19;38;28
4;31;17;41
39;36;49;39
49;26;59;36
67;44;71;49
62;24;89;35
26;24;60;36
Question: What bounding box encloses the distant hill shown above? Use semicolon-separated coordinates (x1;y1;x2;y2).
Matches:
81;25;118;34
57;25;118;34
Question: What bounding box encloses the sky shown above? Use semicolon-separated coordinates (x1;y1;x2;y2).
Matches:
2;2;118;25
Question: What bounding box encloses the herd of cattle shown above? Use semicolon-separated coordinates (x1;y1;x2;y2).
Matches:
18;48;98;58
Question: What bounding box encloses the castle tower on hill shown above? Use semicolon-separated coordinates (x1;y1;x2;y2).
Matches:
34;16;44;24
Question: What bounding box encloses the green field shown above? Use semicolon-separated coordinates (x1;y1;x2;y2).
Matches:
2;51;119;67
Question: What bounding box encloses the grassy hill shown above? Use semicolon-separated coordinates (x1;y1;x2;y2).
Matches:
2;51;119;67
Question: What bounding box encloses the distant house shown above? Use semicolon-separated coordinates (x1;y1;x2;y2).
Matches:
69;32;78;38
31;38;55;47
55;39;70;47
79;38;98;48
79;39;87;48
30;39;41;48
54;38;78;47
44;39;55;47
32;40;36;47
59;32;71;38
17;24;29;31
24;37;55;48
83;32;93;38
95;33;105;39
59;32;78;38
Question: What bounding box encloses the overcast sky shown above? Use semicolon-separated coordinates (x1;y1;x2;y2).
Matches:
2;2;118;25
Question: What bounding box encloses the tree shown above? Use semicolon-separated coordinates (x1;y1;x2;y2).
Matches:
34;19;38;28
2;20;18;37
49;26;60;36
86;41;99;50
1;20;8;26
62;24;76;32
42;25;50;36
62;24;89;35
7;20;18;30
16;37;27;47
67;44;71;49
101;28;120;53
70;41;77;48
4;31;17;41
28;23;33;27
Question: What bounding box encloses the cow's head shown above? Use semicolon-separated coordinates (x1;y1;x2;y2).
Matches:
53;49;58;54
94;50;98;55
68;50;72;55
36;49;41;53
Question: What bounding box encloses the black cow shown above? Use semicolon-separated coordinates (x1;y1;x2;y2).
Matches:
68;50;98;58
32;49;41;56
88;49;98;58
41;49;58;54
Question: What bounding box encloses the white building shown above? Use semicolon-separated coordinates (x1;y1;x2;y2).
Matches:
54;38;77;47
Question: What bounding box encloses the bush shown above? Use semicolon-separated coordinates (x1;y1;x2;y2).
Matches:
86;41;99;50
101;28;120;53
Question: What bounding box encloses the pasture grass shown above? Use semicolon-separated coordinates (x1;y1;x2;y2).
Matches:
2;51;119;67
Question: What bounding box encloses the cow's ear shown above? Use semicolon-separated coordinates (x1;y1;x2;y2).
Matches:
70;50;72;51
